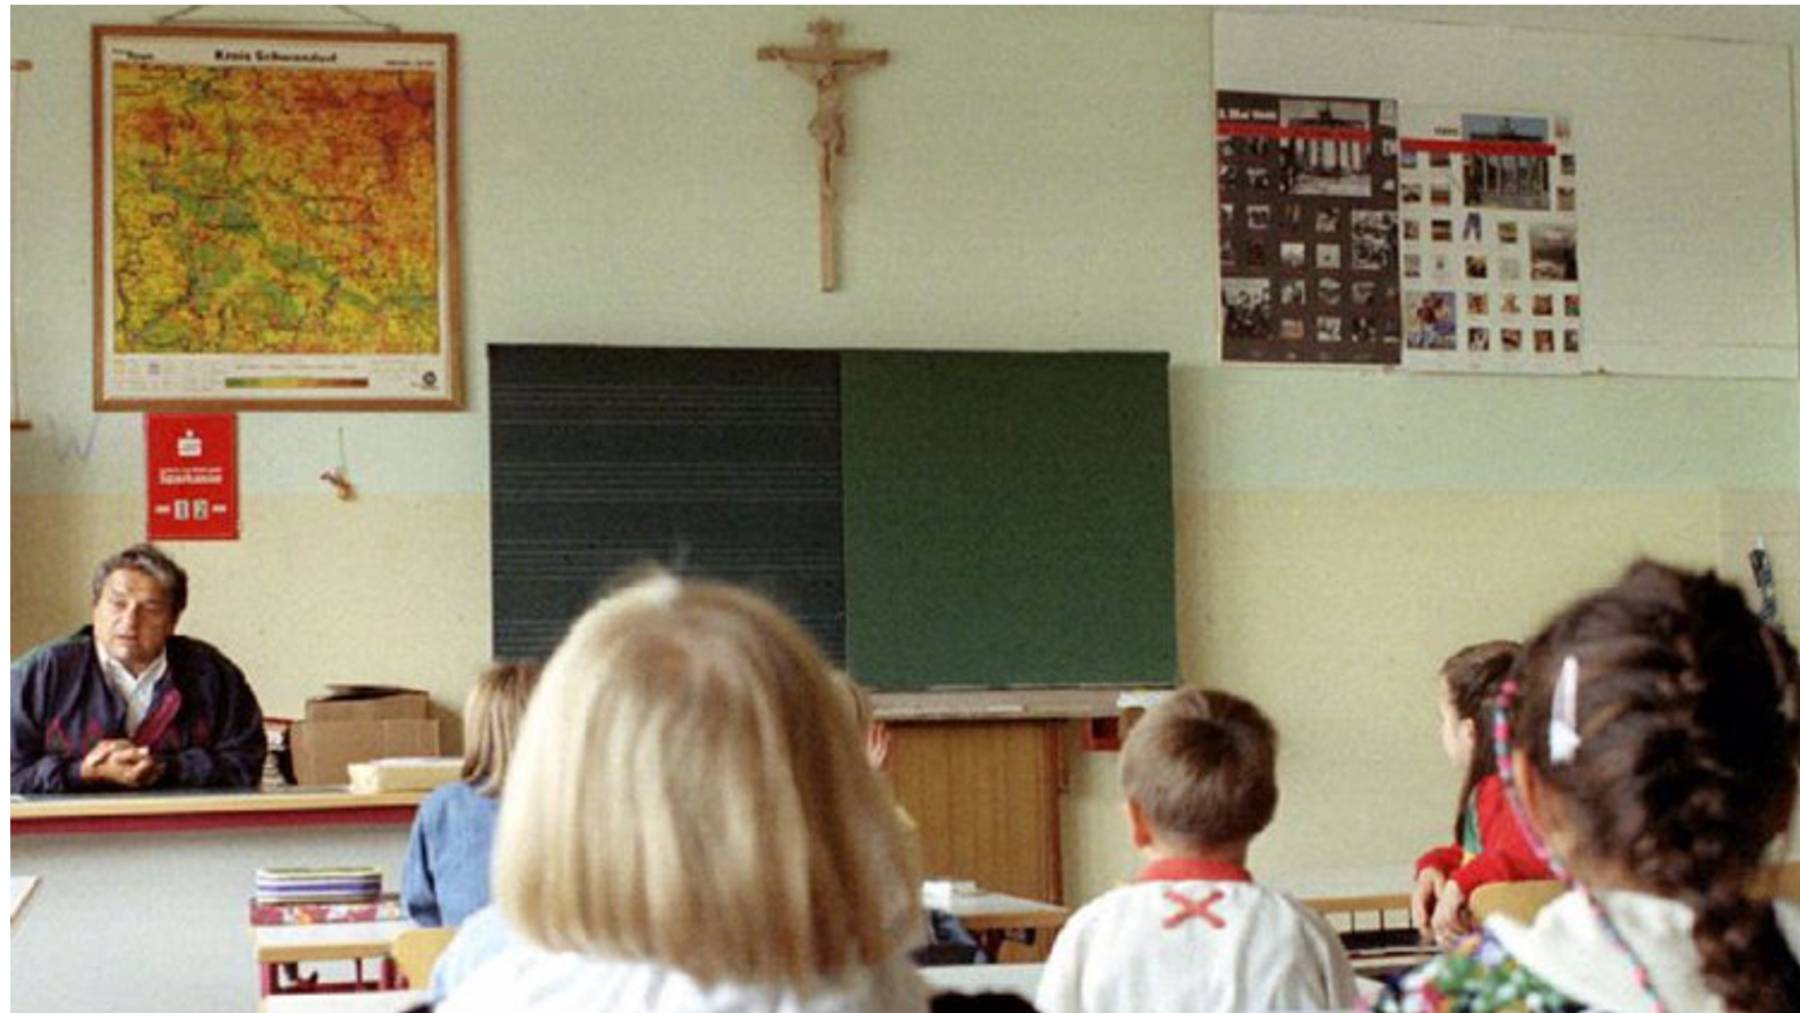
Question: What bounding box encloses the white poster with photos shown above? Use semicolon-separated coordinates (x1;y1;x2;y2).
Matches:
1397;107;1584;374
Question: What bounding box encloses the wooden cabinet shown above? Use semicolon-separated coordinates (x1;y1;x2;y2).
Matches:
886;720;1067;960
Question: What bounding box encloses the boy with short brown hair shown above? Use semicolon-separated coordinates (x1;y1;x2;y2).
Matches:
1036;687;1357;1013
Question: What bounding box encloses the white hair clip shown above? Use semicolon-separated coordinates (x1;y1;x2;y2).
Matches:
1549;654;1583;765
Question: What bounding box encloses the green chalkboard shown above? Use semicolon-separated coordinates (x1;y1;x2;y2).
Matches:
840;351;1176;690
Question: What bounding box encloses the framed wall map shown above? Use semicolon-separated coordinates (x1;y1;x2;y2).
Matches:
92;26;461;410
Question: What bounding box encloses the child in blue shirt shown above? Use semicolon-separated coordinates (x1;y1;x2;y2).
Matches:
401;660;540;927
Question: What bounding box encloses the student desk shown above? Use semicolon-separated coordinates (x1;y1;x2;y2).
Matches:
933;890;1071;962
251;919;413;996
261;990;427;1013
920;961;1045;999
1265;865;1432;977
1266;864;1415;918
11;788;424;1013
11;876;41;934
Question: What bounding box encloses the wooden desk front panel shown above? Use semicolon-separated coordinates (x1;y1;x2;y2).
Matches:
887;720;1066;960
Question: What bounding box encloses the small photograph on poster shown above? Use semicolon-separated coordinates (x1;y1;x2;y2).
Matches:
1501;292;1523;315
1461;113;1551;210
1351;280;1378;306
1319;277;1343;306
1564;327;1581;352
1497;220;1519;243
1468;292;1489;316
1534;328;1556;353
1431;219;1453;242
1316;244;1342;269
1349;316;1379;342
1317;316;1343;342
1281;242;1308;269
1501;327;1523;351
1403;219;1421;241
1532;293;1555;316
1279;318;1306;341
1404;290;1457;349
1277;98;1374;197
1349;211;1396;270
1565;294;1581;317
1467;254;1489;280
1222;278;1274;341
1316;208;1341;233
1469;326;1491;351
1530;224;1579;280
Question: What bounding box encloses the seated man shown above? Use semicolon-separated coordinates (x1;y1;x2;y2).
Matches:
12;543;267;793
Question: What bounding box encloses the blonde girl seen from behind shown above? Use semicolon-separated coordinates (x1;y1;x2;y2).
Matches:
401;659;541;927
439;572;928;1013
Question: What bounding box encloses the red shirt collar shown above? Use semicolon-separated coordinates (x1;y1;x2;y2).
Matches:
1137;857;1254;884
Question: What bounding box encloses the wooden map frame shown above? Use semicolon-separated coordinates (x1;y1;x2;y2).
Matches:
91;26;462;411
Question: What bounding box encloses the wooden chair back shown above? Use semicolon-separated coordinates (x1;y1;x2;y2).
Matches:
1468;879;1564;924
391;926;457;988
1470;860;1800;929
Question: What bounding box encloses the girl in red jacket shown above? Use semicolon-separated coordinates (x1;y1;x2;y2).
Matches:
1411;639;1551;944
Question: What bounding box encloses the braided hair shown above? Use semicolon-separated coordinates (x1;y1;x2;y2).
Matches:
1442;640;1521;844
1511;560;1800;1013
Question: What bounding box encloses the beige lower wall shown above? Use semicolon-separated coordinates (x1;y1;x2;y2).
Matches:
13;486;1794;907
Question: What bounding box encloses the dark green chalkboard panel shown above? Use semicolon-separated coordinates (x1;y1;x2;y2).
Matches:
840;351;1176;690
489;346;845;662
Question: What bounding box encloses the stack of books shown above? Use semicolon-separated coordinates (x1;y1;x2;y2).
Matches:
253;866;383;906
248;892;406;926
250;867;395;925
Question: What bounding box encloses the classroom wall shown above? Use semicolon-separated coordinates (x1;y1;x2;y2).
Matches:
12;6;1800;907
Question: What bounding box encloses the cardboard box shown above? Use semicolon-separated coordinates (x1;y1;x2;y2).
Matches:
288;685;453;786
304;685;432;723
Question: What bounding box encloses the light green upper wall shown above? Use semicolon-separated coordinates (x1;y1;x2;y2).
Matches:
12;6;1797;499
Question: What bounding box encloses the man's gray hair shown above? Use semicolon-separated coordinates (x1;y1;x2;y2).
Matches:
91;543;188;618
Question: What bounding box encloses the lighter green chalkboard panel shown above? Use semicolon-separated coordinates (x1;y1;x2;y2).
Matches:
841;351;1177;690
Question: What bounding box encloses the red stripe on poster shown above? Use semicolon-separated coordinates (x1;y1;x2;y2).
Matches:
1218;121;1374;143
1401;137;1556;157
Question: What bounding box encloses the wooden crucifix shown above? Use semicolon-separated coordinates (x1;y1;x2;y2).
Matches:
757;19;889;292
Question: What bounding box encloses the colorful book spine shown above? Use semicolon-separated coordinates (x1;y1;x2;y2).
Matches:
248;893;405;926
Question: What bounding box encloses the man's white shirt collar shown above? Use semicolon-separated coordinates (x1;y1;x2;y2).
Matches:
95;643;169;736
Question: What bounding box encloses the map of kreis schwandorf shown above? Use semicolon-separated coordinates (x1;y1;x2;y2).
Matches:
111;64;440;356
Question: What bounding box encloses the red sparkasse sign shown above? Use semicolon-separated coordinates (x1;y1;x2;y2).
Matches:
146;413;238;540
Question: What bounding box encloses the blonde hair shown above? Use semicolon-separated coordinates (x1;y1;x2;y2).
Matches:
1120;687;1279;849
460;660;542;797
831;667;875;734
493;573;920;988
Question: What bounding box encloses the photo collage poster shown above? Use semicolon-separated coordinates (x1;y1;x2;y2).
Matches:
1217;91;1402;365
1397;108;1583;373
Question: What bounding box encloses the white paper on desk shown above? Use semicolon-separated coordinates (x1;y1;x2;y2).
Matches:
12;877;39;921
921;879;979;907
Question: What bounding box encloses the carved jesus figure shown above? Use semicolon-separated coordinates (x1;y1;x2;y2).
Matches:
758;20;889;290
